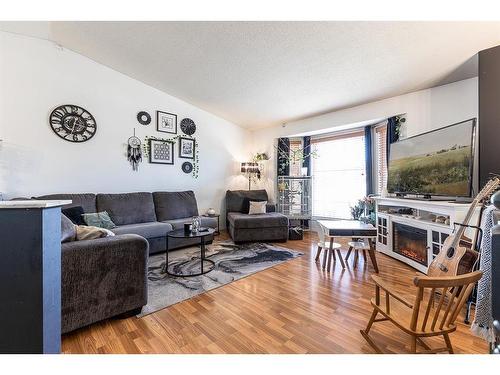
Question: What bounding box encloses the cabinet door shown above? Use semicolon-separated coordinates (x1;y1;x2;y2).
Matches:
431;230;450;261
377;215;388;249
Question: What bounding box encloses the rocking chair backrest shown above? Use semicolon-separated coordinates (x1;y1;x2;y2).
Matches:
410;271;482;333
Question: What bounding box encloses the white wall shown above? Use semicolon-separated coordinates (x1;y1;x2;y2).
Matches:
251;77;479;198
0;29;479;213
0;32;251;220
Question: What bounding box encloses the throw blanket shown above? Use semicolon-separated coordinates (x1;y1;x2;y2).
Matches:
471;205;497;342
75;225;115;241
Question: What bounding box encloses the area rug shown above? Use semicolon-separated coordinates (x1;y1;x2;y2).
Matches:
137;241;303;317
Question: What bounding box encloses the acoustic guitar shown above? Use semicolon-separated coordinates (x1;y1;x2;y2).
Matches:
428;176;500;277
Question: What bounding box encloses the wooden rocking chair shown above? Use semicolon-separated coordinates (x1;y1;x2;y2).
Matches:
360;270;483;354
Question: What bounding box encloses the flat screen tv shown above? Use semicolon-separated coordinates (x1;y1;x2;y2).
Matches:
387;118;476;198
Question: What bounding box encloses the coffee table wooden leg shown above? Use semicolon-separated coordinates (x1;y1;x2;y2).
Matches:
336;249;345;269
368;238;379;273
327;249;333;272
345;246;353;261
315;246;322;262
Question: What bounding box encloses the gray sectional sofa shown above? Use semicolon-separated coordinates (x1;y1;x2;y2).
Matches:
33;190;217;333
225;189;289;243
37;191;217;254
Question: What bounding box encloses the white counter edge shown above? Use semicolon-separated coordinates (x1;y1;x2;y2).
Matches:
0;200;72;208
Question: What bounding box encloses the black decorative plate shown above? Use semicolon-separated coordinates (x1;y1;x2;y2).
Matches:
182;161;193;174
137;111;151;125
180;118;196;135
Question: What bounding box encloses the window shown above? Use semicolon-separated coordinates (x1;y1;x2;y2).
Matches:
311;131;366;219
374;124;388;194
289;139;303;177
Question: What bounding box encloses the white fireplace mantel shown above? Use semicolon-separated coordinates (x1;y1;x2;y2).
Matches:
373;197;480;273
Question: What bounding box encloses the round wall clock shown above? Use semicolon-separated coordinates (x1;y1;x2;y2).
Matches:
180;118;196;135
182;161;193;174
49;104;97;143
137;111;151;125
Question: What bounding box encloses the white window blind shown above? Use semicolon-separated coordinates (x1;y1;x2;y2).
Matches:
374;125;388;194
311;131;366;219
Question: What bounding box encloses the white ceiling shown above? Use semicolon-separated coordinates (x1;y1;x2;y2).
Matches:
5;21;500;130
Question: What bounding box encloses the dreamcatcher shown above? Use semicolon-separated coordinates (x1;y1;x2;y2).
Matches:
127;128;142;171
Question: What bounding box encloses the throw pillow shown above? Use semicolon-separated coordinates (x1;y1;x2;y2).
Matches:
81;211;117;229
62;206;86;225
61;214;77;243
248;200;267;215
242;198;266;213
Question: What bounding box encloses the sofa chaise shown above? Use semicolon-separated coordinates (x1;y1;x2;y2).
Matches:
225;189;289;243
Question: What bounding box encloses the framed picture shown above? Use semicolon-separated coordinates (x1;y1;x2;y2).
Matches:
156;111;177;134
149;139;174;164
179;137;195;159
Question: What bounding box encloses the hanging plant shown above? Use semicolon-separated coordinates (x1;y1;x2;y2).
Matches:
394;115;406;140
143;134;200;178
275;142;318;175
253;152;270;162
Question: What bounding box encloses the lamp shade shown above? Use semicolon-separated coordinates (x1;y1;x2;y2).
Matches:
240;162;259;173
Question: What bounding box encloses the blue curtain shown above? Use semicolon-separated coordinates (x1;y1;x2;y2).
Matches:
302;136;311;176
386;116;399;164
277;138;290;176
364;126;373;195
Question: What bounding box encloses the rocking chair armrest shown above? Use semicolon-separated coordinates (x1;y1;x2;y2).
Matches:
371;275;414;308
413;270;483;288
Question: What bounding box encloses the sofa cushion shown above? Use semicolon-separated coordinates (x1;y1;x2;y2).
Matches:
111;222;173;239
35;193;97;213
227;212;288;229
153;191;199;221
226;190;268;213
163;216;217;230
97;192;157;225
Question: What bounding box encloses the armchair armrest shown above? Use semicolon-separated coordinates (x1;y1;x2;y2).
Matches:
371;275;413;308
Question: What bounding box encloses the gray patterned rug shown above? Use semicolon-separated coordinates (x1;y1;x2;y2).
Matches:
137;241;302;317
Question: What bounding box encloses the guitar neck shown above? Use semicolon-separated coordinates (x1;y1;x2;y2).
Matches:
453;199;480;245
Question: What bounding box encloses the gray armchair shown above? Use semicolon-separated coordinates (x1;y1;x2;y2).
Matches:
225;190;288;243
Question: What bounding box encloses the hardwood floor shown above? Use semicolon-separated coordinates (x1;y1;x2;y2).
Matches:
62;231;488;354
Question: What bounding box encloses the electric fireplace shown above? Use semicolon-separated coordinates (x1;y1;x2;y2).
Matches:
393;222;428;266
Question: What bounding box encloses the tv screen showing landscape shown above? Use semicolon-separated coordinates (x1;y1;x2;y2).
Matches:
387;119;475;197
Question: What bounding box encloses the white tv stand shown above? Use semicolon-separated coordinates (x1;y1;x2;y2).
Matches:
374;197;480;273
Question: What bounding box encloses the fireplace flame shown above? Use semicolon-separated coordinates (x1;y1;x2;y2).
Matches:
399;248;426;263
393;223;428;266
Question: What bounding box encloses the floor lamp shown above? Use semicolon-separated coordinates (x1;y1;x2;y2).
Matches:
241;162;259;190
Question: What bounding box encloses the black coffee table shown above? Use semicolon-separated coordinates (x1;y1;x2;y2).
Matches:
164;228;216;277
